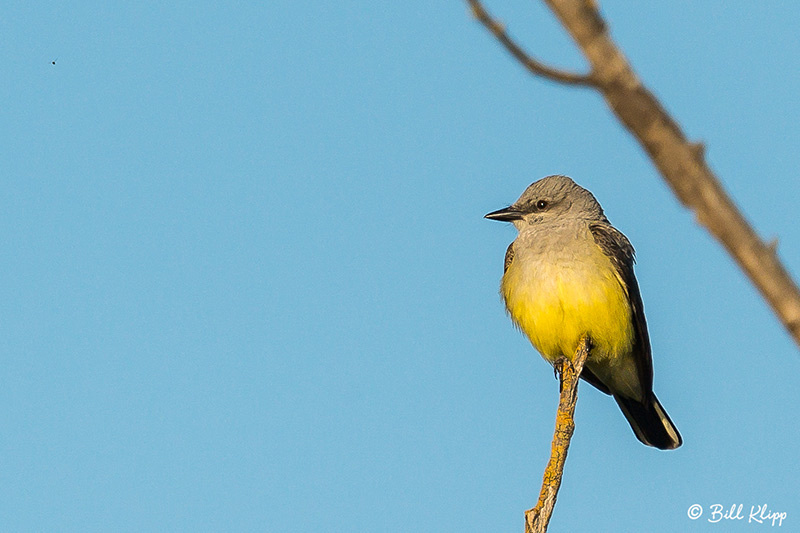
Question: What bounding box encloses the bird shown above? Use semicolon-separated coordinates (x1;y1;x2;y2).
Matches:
485;175;682;450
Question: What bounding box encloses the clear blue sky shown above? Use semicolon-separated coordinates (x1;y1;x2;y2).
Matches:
2;1;798;531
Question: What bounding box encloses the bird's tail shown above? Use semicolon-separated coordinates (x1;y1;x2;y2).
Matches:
614;393;682;450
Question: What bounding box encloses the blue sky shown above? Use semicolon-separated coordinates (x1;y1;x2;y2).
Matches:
2;1;799;531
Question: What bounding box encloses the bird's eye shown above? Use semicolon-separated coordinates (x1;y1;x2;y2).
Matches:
536;200;548;210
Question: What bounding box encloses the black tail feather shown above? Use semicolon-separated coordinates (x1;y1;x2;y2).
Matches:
614;393;682;450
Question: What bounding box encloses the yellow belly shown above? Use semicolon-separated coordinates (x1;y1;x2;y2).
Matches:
501;250;634;364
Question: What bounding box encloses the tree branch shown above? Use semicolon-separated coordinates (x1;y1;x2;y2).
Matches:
467;0;595;86
525;335;590;533
467;0;800;348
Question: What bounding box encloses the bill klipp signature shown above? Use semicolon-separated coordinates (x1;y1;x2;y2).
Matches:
687;503;787;526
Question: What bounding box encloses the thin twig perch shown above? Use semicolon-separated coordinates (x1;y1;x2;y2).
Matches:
467;0;800;348
525;334;591;533
467;0;595;86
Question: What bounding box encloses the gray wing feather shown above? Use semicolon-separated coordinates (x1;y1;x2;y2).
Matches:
504;242;515;273
589;222;654;395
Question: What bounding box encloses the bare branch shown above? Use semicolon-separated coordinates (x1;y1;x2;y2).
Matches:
525;335;590;533
467;0;596;86
468;0;800;348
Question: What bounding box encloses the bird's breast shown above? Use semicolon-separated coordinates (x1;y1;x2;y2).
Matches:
501;239;634;363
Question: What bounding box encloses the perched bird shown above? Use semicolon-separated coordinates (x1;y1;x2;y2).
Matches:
485;175;681;450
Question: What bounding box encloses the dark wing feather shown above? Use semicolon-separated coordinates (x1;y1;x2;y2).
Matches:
589;222;653;396
503;242;515;273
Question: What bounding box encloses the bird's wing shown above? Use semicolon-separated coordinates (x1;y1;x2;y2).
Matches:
503;242;515;273
589;221;654;395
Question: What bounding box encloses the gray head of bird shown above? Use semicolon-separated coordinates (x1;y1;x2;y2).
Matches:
484;175;606;230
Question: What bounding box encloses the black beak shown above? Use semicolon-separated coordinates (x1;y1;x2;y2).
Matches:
484;206;524;221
